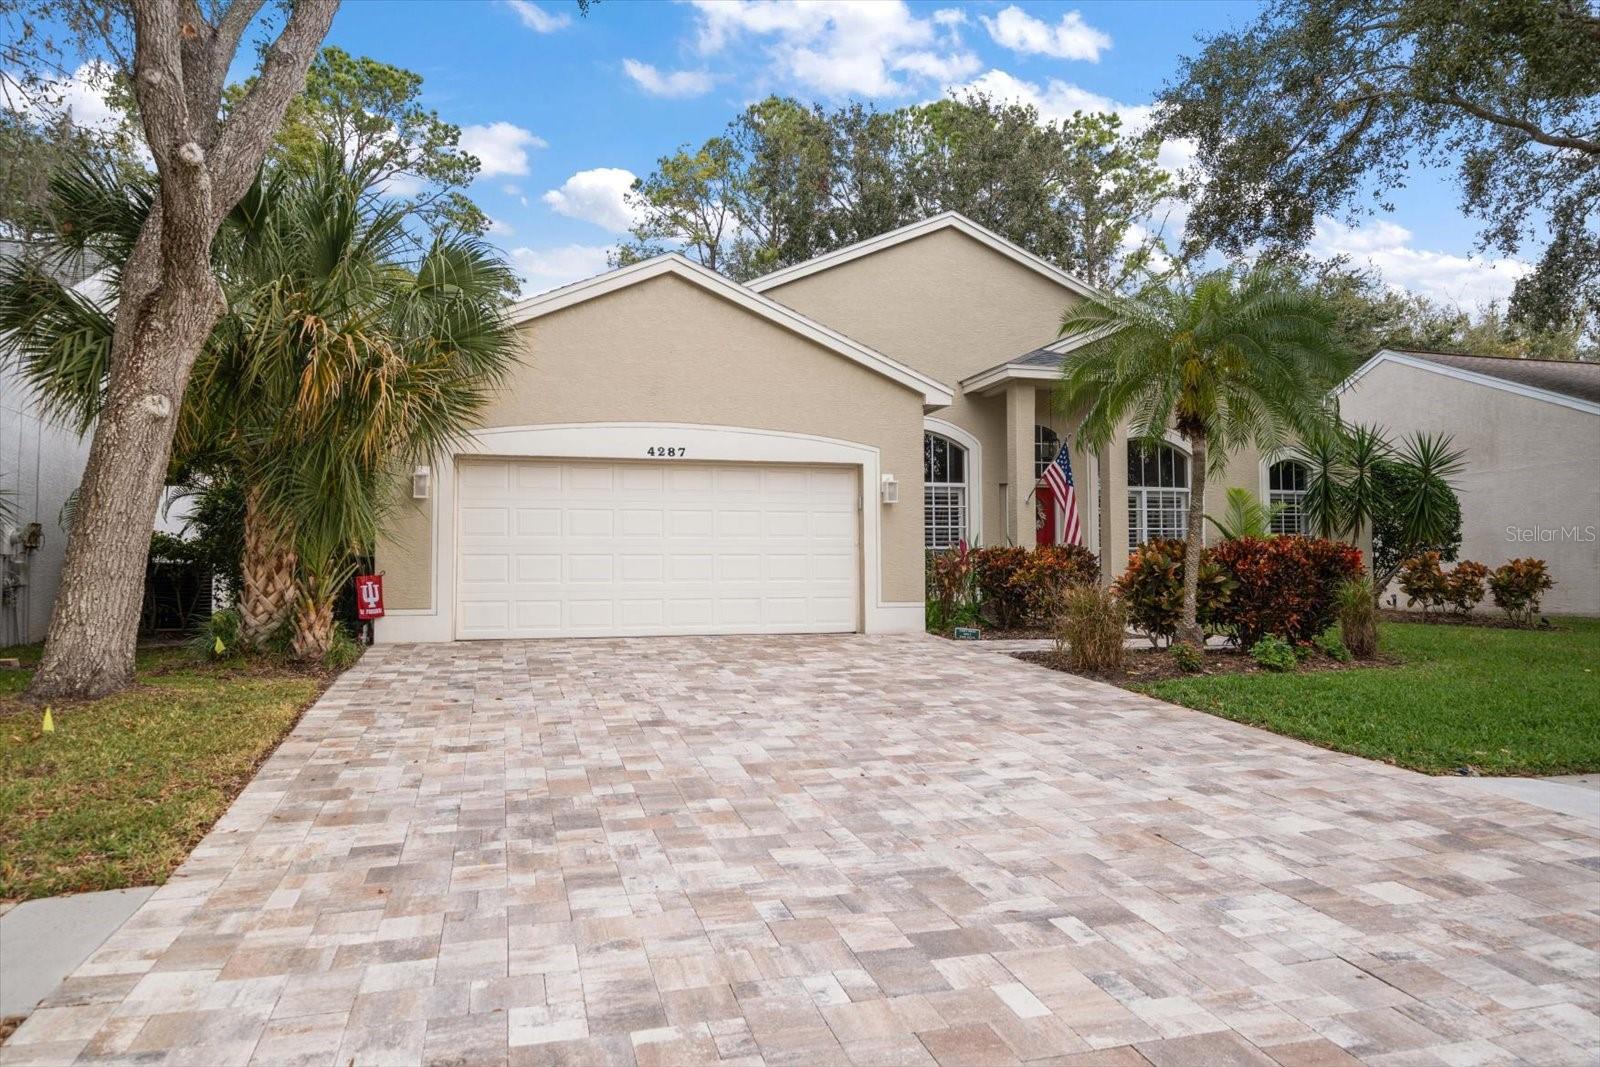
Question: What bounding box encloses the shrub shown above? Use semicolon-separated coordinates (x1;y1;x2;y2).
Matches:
1207;535;1365;646
1054;584;1126;675
1443;560;1488;616
324;623;365;670
1114;538;1233;646
1398;552;1448;618
1012;543;1101;625
1337;578;1380;659
972;546;1030;628
1313;630;1352;662
189;606;246;661
1488;558;1554;627
1250;634;1298;672
1169;640;1204;673
927;543;979;631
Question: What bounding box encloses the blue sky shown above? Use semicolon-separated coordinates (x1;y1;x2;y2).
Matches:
252;2;1541;304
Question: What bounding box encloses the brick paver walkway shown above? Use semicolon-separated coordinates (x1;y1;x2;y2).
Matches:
7;635;1598;1066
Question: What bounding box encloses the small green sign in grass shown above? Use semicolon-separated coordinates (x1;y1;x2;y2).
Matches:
1;646;328;902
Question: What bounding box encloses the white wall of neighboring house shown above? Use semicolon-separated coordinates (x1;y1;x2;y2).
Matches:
1;365;93;645
1339;358;1600;617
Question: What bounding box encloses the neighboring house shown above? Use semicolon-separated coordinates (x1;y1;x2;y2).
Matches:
375;212;1286;643
1;363;93;645
0;252;104;647
1338;348;1600;616
1;265;196;645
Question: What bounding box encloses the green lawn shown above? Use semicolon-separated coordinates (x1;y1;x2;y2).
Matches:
1134;617;1600;776
0;645;328;901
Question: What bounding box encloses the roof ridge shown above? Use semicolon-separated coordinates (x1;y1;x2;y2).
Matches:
746;212;1104;299
1386;347;1599;370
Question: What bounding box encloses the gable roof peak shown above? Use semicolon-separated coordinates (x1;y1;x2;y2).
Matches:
746;212;1105;300
505;252;952;408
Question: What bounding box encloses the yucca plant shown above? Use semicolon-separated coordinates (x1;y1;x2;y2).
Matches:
1058;267;1351;645
1301;424;1465;604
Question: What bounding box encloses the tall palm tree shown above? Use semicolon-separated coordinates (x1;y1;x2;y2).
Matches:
1057;268;1351;645
207;155;517;657
0;146;517;659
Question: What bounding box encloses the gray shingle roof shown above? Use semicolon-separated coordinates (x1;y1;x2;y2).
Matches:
1390;349;1600;406
1011;346;1067;369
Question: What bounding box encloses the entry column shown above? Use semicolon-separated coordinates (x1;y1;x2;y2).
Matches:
1004;381;1035;547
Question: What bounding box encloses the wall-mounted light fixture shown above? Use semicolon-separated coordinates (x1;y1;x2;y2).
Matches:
880;473;899;504
412;465;432;500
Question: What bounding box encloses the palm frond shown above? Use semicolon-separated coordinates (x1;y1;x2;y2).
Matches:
0;257;115;433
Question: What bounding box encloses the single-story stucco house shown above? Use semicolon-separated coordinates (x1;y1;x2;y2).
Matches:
377;212;1294;643
1337;348;1599;617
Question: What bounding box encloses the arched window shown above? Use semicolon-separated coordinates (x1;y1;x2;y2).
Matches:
1127;441;1189;547
1268;459;1310;535
1034;425;1060;479
924;432;968;550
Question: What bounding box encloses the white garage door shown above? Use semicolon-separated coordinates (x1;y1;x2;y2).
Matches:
455;458;860;638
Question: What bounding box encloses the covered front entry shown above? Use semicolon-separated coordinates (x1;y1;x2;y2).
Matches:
455;457;859;638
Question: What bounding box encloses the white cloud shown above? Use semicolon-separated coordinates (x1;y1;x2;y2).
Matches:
1310;216;1532;308
486;217;514;236
689;0;979;98
622;60;716;99
542;167;640;232
951;68;1123;123
894;50;981;83
508;243;614;296
504;0;570;33
2;61;124;134
981;6;1111;62
459;122;546;178
946;69;1197;176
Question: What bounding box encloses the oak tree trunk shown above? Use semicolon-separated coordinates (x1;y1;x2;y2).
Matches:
25;0;338;700
1177;433;1208;648
238;488;296;646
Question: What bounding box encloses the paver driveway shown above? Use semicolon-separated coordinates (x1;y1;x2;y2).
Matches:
7;635;1599;1066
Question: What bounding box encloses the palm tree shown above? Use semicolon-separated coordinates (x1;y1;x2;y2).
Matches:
208;157;517;657
1205;487;1286;541
1300;425;1465;602
1057;268;1351;645
0;146;517;660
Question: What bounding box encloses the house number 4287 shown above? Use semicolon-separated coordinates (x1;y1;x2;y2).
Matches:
646;446;687;458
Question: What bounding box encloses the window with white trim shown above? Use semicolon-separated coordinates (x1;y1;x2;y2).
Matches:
924;432;968;550
1034;425;1060;479
1127;442;1190;548
1268;459;1310;535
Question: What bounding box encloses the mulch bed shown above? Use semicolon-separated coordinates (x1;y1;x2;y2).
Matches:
1015;645;1395;684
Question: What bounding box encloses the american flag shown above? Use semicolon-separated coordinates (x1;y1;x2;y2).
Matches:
1041;442;1082;545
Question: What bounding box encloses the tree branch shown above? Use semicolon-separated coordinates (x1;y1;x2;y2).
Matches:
1428;91;1600;155
192;0;266;135
208;0;339;216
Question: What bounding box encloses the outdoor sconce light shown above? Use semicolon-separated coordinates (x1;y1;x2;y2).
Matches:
412;465;431;500
880;473;899;504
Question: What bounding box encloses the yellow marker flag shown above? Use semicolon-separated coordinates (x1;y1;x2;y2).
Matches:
42;707;54;733
214;636;226;655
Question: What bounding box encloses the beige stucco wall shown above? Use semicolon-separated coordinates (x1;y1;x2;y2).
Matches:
763;227;1081;546
1340;362;1599;616
764;229;1271;579
375;272;928;611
